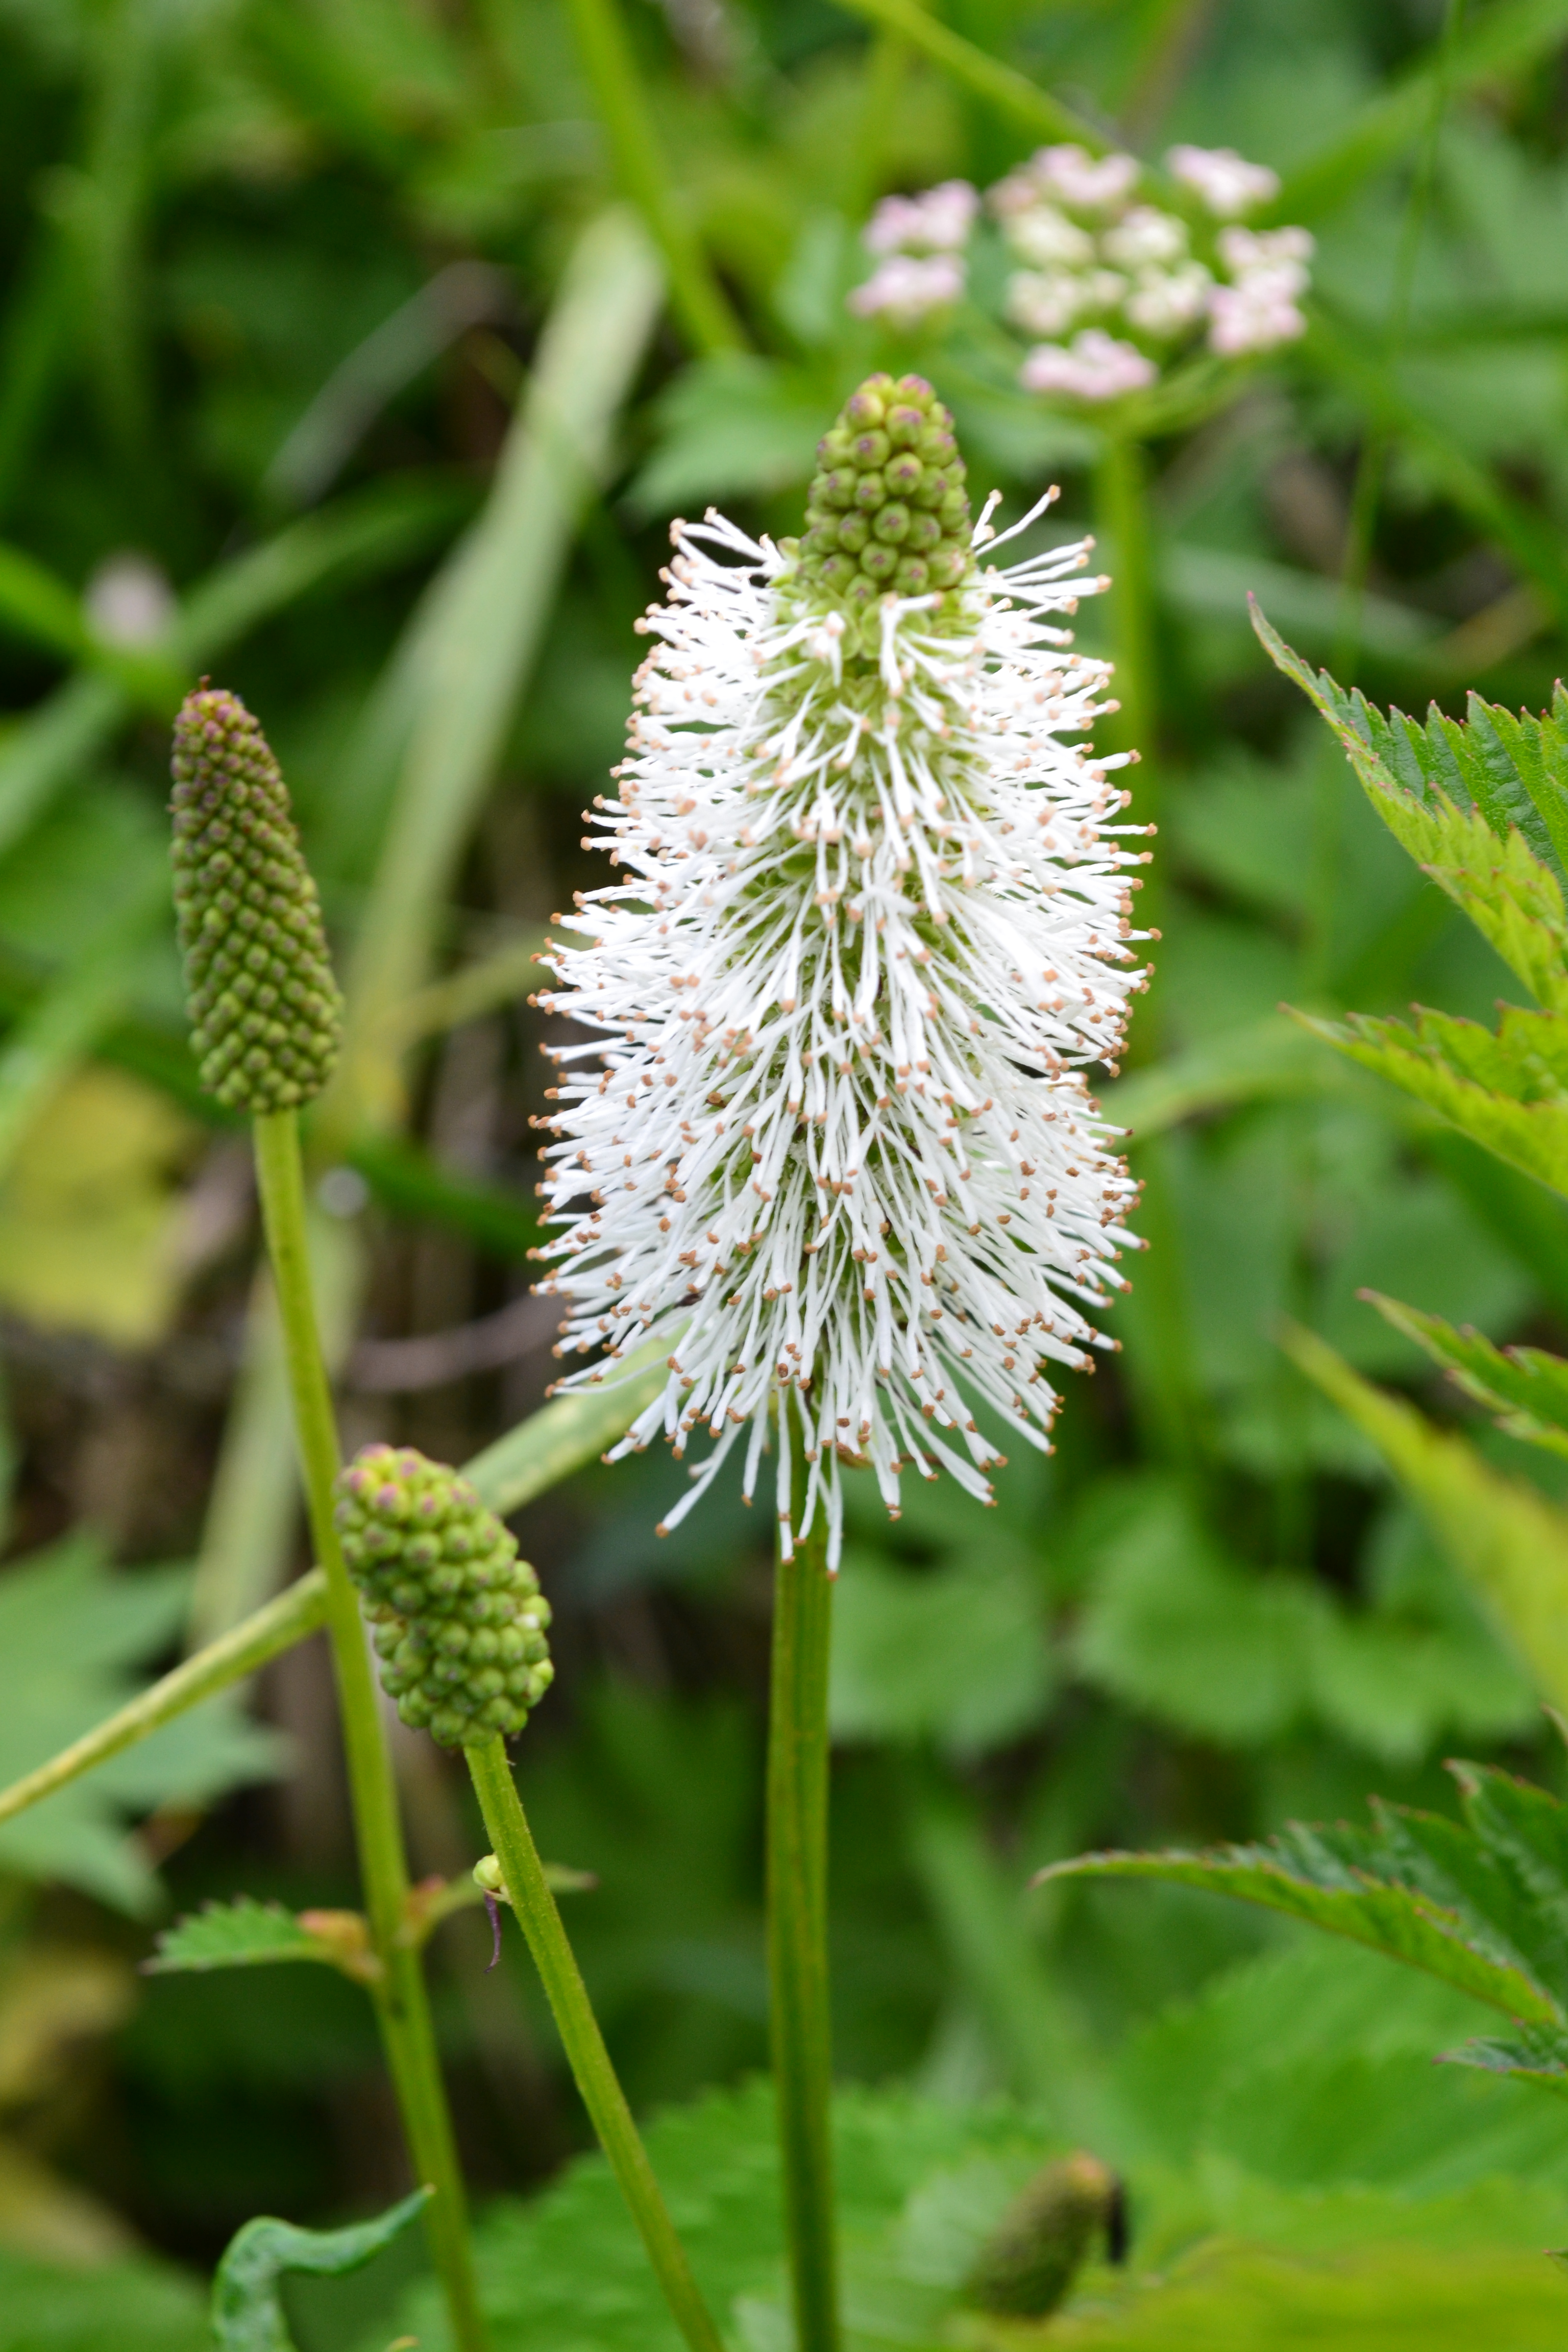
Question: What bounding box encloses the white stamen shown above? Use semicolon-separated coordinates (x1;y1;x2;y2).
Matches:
533;495;1150;1571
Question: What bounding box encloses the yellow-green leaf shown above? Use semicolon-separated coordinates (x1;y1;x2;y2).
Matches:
1283;1321;1568;1715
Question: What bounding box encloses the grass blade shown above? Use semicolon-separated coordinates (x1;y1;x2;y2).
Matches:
330;206;663;1138
827;0;1103;150
564;0;743;354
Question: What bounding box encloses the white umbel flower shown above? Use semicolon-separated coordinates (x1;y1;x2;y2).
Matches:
533;375;1149;1568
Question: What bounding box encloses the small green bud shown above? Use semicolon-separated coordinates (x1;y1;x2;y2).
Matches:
473;1853;508;1898
169;685;343;1113
334;1444;554;1749
965;2152;1125;2319
787;375;974;626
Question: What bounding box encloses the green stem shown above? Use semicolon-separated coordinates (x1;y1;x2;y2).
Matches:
1092;433;1156;862
252;1110;488;2352
1090;434;1203;1474
767;1433;840;2352
843;27;908;224
564;0;744;356
465;1737;726;2352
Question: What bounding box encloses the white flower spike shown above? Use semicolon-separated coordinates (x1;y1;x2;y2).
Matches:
533;376;1150;1568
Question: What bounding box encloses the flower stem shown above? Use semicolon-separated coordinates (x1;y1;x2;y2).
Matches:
465;1736;726;2352
252;1109;488;2352
562;0;744;357
1092;430;1156;876
767;1433;840;2352
1089;433;1207;1474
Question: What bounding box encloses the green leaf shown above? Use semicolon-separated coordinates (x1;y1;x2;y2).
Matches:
630;353;827;514
145;1897;350;1977
0;2247;208;2352
819;0;1101;152
333;206;663;1132
1049;1744;1568;2067
1252;601;1568;989
1294;1005;1568;1197
830;1546;1054;1755
1442;2023;1568;2095
1050;2236;1568;2348
1041;1811;1561;2027
1284;1322;1568;1717
0;477;463;868
0;1533;285;1913
1099;1013;1339;1142
902;1787;1095;2124
1066;1476;1525;1763
374;2078;1062;2352
0;538;91;666
1362;1291;1568;1457
1276;0;1568;224
212;2189;431;2352
1072;1481;1322;1746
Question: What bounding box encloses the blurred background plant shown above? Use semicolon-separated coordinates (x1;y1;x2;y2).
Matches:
9;0;1568;2344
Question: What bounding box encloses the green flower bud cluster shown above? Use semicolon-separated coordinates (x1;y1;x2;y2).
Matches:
333;1444;553;1749
789;373;973;615
169;685;344;1114
965;2152;1124;2319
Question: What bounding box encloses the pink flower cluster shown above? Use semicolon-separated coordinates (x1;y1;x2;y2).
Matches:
846;140;1311;402
1208;226;1313;357
1167;143;1280;218
851;180;979;324
1020;329;1156;402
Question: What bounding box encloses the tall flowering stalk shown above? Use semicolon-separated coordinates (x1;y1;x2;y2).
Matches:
168;691;489;2352
535;374;1149;2348
334;1448;726;2352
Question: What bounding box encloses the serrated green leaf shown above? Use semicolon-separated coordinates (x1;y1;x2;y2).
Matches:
1253;604;1568;998
1439;692;1568;892
1041;1814;1561;2026
1284;1322;1568;1715
145;1897;341;1976
1442;2023;1568;2094
1449;1759;1568;1947
1362;1291;1568;1457
212;2189;431;2351
1295;1006;1568;1196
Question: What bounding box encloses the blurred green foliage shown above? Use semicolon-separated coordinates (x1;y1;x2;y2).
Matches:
6;0;1568;2342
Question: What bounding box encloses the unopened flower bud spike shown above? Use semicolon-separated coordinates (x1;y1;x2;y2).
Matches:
168;688;488;2352
335;1444;726;2352
170;685;343;1115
